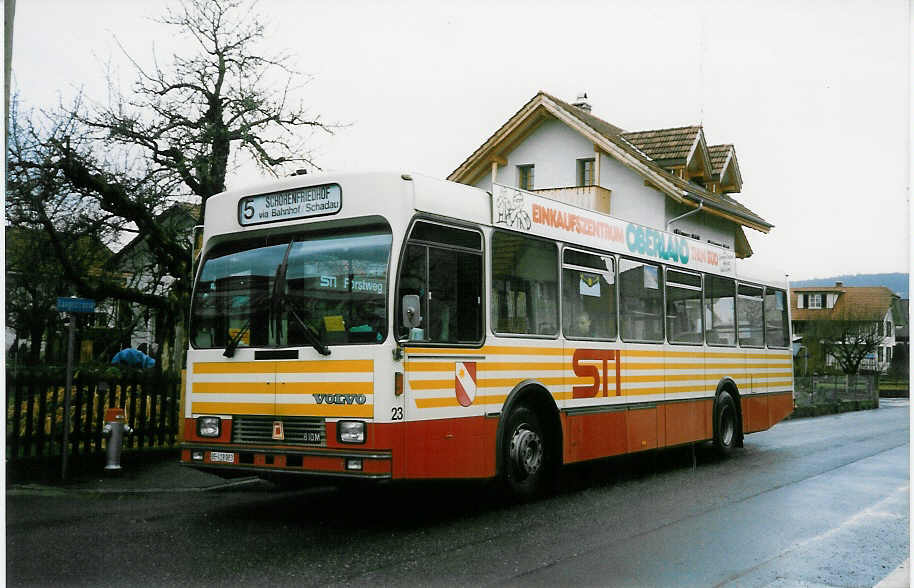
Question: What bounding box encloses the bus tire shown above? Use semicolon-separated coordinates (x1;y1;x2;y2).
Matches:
714;390;738;456
503;405;549;499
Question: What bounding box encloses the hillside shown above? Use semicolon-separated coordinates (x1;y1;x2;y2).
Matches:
791;273;908;298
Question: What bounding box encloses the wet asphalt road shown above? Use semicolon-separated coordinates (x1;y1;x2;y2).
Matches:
7;400;909;587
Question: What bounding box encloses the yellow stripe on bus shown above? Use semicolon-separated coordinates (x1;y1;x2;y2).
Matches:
276;382;373;395
482;362;566;371
193;360;373;374
274;404;373;418
192;401;274;414
193;381;373;395
414;394;507;409
192;382;273;395
618;349;792;360
192;401;373;418
624;362;791;370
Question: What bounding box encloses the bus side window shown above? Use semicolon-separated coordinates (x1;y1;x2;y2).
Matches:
666;269;703;344
397;221;483;344
562;248;616;340
619;258;664;342
705;275;736;346
764;288;789;348
737;283;764;347
492;231;558;336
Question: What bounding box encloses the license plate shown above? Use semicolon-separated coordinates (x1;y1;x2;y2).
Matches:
210;451;235;463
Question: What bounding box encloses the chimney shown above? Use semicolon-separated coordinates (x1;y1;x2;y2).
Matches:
835;281;843;287
571;92;591;112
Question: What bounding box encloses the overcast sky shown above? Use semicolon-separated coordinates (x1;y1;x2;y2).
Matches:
10;0;911;282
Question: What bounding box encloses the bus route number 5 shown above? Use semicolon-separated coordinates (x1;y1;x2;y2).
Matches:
242;198;255;221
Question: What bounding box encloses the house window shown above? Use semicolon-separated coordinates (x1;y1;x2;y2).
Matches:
517;165;535;191
884;321;891;337
577;158;595;186
807;294;823;309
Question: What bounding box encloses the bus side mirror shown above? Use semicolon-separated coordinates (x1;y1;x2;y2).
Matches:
402;294;422;329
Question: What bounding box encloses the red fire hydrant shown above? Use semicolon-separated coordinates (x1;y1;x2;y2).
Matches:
102;408;133;471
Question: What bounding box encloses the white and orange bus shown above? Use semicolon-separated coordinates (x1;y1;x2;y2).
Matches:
180;172;794;497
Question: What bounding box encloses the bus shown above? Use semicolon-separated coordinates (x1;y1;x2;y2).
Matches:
180;171;794;497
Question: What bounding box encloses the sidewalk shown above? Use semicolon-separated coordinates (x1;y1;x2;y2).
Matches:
7;454;265;496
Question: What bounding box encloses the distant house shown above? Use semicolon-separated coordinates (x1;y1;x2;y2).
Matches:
108;202;199;368
891;298;908;374
448;91;772;256
791;283;900;373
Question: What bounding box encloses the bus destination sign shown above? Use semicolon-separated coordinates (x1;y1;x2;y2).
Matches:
239;183;342;226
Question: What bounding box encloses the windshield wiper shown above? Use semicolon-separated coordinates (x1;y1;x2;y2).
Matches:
270;239;331;356
223;320;250;358
223;292;270;358
287;306;331;356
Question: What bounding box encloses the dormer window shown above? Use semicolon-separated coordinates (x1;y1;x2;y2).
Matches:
518;165;535;190
808;294;823;309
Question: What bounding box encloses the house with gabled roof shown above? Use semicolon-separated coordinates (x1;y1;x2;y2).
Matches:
791;283;900;373
448;91;769;259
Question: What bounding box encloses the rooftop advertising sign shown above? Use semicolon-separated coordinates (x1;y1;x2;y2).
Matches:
492;183;734;276
238;183;342;226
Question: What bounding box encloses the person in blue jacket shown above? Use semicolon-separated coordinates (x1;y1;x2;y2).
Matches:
111;347;156;368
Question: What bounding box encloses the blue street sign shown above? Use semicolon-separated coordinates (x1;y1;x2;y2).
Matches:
57;297;96;313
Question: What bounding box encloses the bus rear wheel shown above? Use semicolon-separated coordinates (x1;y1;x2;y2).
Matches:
714;390;738;456
503;406;548;499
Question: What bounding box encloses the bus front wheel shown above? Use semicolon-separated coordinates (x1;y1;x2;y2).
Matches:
503;406;548;499
714;391;738;456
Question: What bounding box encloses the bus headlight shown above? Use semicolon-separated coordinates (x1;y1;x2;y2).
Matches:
197;416;222;438
338;421;365;444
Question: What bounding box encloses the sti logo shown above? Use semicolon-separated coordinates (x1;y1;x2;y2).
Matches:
571;349;622;398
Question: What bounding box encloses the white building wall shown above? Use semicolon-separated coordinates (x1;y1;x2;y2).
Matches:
598;152;666;228
665;200;736;251
474;118;594;191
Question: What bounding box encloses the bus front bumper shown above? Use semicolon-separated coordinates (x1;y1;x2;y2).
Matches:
180;444;393;480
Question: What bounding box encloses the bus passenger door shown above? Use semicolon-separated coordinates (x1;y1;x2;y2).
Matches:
397;232;487;479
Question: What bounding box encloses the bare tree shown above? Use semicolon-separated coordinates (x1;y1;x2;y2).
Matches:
799;307;887;374
6;0;337;362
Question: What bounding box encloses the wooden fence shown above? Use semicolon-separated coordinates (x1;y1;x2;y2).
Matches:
6;369;181;460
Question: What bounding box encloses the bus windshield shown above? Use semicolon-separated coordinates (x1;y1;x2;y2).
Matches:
190;224;392;350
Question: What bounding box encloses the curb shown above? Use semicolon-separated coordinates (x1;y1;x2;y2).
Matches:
6;476;264;497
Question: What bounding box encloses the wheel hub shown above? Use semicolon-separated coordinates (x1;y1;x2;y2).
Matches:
509;426;543;477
